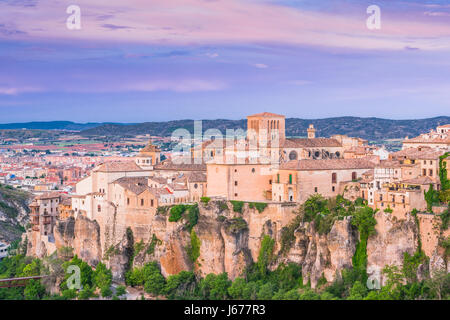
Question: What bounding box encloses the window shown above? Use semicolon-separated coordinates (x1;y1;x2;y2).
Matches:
194;183;198;189
151;199;154;207
141;199;144;206
424;160;427;164
423;169;426;176
234;193;238;197
234;181;238;186
332;186;335;192
289;174;292;184
269;179;272;185
289;151;298;160
97;205;101;212
252;168;256;173
314;187;318;192
429;169;433;176
277;174;280;183
352;172;357;181
430;161;433;165
127;198;130;205
332;172;337;184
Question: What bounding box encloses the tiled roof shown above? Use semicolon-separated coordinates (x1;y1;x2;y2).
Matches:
35;192;63;200
154;159;206;171
282;138;342;148
113;177;148;195
247;112;285;118
95;161;143;172
376;160;405;168
148;176;168;184
391;148;444;160
280;158;375;171
187;172;207;182
400;176;435;185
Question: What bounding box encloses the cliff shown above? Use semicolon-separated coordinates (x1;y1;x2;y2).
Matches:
41;200;448;287
0;185;31;243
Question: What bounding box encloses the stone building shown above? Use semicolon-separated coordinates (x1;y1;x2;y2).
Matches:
272;158;375;203
402;124;450;151
29;192;62;237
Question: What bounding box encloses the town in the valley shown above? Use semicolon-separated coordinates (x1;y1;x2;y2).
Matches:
1;112;449;296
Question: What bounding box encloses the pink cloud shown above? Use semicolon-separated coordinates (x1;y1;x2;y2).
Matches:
1;0;450;50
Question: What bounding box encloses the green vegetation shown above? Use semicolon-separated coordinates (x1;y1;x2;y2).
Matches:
230;200;244;213
146;234;162;255
248;202;268;213
424;184;440;212
168;204;199;231
216;200;229;213
279;215;301;256
256;235;275;278
126;262;166;296
156;206;170;215
186;230;201;264
200;197;211;205
439;153;450;192
224;217;248;234
169;205;186;222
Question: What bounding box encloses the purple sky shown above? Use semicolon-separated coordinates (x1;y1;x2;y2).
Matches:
0;0;450;122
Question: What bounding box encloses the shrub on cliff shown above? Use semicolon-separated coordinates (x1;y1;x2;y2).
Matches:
256;235;275;278
169;205;186;222
200;197;211;205
186;229;201;264
249;202;268;213
230;200;244;213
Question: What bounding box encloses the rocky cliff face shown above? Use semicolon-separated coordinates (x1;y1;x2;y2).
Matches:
367;211;418;286
35;200;448;286
282;217;358;288
54;216;102;266
0;186;31;243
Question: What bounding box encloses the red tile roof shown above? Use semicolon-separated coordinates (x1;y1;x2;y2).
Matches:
282;138;342;148
280;158;375;171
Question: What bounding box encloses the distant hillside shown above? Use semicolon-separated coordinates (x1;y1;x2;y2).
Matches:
0;121;109;131
79;116;450;141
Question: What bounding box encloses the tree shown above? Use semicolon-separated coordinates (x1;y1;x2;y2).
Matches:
347;281;367;300
228;277;247;299
426;269;449;300
24;279;45;300
93;262;112;297
144;271;166;295
424;184;439;212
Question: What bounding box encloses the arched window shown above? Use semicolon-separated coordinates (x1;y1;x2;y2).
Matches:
194;183;198;189
289;151;298;160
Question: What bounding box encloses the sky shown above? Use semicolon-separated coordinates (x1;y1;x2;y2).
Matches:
0;0;450;123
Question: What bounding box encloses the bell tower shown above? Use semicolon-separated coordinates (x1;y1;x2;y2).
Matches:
135;140;161;169
307;124;316;139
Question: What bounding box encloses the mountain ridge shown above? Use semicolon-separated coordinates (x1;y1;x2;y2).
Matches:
1;116;449;140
